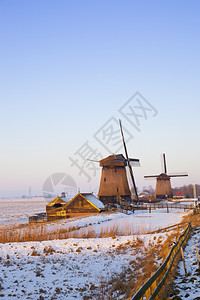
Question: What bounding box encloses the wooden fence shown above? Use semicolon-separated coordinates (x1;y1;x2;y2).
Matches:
148;221;187;234
131;222;191;300
132;203;194;211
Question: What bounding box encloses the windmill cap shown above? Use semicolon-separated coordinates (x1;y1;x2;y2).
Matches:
157;173;171;180
99;154;127;167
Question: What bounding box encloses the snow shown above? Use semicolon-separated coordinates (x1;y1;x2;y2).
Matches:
81;193;105;210
0;197;193;299
171;227;200;299
0;197;46;226
60;196;71;203
0;234;168;300
43;209;189;237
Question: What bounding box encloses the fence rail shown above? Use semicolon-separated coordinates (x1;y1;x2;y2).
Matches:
131;222;191;300
148;221;187;234
132;203;194;210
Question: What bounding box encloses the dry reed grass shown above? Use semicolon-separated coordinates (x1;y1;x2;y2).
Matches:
0;219;155;243
107;229;180;299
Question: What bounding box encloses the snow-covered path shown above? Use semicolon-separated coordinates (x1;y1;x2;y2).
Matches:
170;227;200;299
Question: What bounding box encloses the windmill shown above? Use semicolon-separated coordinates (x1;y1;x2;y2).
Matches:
97;120;140;205
119;119;140;202
144;153;188;199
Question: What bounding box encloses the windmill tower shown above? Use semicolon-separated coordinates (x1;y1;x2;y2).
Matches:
144;153;188;199
98;154;133;204
97;120;140;205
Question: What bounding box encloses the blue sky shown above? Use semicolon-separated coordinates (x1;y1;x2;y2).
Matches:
0;0;200;197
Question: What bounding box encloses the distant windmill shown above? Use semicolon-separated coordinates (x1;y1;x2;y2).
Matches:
144;153;188;199
89;120;140;205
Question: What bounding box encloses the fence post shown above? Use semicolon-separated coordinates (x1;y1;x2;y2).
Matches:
145;287;151;299
176;224;179;241
181;247;187;276
156;270;163;287
195;246;200;266
151;274;157;293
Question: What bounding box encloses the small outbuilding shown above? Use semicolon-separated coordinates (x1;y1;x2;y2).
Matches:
46;193;105;220
46;196;69;212
64;193;105;218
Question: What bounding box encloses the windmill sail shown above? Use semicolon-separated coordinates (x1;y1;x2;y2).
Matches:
169;174;188;177
114;157;140;167
163;153;167;174
144;175;160;178
119;119;139;202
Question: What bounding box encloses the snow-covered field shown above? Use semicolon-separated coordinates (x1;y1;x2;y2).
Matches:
0;233;168;300
0;197;192;299
0;197;46;225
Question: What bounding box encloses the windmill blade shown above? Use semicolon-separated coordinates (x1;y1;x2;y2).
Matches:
119;119;139;202
114;158;140;167
87;159;100;163
130;160;140;167
163;153;167;174
129;158;140;162
127;158;140;167
114;158;139;162
169;174;188;178
144;175;160;178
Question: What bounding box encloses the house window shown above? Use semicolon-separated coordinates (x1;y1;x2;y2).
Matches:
79;199;84;207
104;178;106;182
117;187;119;192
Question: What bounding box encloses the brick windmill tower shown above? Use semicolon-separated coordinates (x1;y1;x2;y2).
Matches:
144;153;188;199
97;120;140;205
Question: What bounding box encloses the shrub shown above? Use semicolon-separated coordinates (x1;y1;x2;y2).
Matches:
31;250;40;256
43;246;55;255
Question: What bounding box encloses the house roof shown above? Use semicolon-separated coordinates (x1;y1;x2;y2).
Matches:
60;196;71;203
46;196;67;207
175;192;185;197
81;193;105;210
139;191;150;196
